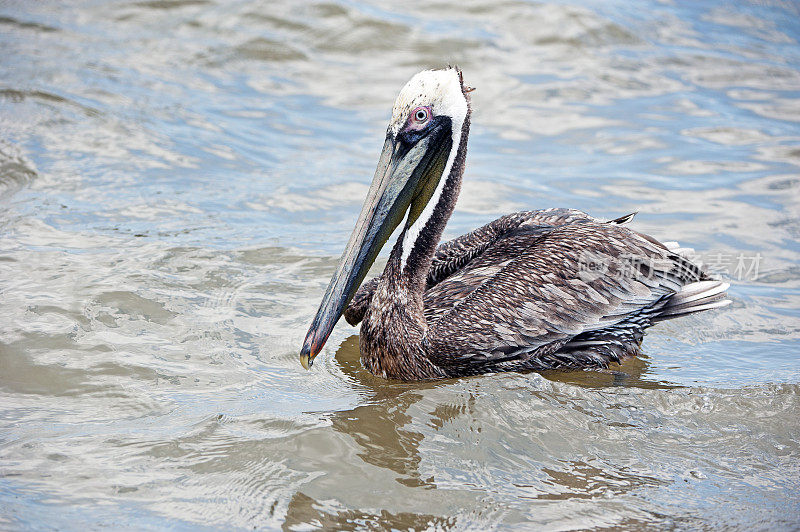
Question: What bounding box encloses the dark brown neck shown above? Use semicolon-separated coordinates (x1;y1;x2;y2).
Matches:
359;113;471;380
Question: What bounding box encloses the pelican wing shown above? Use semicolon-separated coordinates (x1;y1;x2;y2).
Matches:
423;216;709;372
427;208;596;285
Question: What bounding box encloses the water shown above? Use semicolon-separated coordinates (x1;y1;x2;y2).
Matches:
1;0;799;529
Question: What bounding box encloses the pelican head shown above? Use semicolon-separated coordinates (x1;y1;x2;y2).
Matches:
300;67;470;369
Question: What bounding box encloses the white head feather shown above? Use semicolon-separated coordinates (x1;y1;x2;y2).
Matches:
388;68;469;139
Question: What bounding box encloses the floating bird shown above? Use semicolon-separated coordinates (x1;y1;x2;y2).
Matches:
300;67;730;381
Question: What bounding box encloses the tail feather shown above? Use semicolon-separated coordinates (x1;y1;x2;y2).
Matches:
654;280;731;321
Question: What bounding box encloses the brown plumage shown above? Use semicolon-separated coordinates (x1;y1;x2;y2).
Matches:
345;208;726;379
301;68;730;381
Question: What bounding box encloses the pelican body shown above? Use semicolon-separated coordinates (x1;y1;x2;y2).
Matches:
300;68;729;381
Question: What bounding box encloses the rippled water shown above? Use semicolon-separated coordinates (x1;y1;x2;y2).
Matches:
1;0;799;529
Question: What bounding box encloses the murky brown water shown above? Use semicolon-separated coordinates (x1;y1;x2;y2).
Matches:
1;0;799;529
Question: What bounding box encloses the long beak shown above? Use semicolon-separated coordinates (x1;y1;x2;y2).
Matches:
300;121;452;369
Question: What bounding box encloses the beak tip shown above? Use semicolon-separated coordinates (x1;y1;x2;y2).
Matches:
300;340;316;371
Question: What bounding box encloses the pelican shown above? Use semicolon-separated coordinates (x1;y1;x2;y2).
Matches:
300;67;730;381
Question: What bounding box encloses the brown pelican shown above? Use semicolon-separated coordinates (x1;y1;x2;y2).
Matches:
300;67;730;381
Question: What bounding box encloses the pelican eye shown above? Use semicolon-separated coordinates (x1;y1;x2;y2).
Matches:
411;107;430;125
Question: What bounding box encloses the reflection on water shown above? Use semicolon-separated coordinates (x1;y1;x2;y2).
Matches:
1;0;799;529
284;492;456;531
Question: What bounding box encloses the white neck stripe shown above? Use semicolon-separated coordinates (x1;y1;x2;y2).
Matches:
399;127;461;269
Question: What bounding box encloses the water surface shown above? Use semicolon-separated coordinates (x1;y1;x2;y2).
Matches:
1;0;799;529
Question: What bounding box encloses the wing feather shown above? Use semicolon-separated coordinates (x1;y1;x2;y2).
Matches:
423;218;706;370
